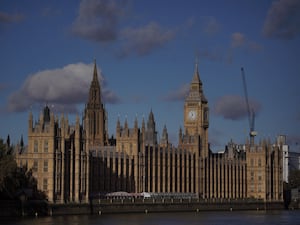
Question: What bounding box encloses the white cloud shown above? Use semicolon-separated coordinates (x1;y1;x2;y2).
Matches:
202;16;221;35
198;32;261;64
231;32;263;52
71;0;178;58
0;11;25;23
231;32;246;48
213;95;261;121
7;62;120;113
263;0;300;39
200;49;222;61
162;83;189;102
118;22;177;57
71;0;128;42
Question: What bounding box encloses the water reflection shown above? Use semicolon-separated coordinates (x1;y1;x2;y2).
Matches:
3;210;300;225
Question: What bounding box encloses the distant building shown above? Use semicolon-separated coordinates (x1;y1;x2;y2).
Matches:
291;188;300;201
16;60;283;203
289;151;300;171
279;135;290;183
278;135;300;184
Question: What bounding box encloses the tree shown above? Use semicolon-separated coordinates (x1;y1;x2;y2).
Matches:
20;135;24;150
0;138;17;198
0;138;45;200
6;135;10;148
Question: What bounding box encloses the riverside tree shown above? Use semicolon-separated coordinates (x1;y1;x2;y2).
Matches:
0;138;45;200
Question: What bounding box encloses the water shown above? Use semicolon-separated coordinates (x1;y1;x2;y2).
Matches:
2;210;299;225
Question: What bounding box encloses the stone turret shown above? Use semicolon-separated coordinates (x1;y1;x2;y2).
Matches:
84;60;108;146
28;110;33;132
144;110;157;146
160;124;169;147
116;117;121;136
44;105;50;123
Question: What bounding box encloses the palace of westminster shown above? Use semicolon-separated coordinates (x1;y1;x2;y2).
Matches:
16;60;283;203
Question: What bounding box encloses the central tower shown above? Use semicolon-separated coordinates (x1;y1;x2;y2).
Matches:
84;60;108;146
183;60;209;157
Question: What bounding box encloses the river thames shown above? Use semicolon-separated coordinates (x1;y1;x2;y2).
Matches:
2;210;299;225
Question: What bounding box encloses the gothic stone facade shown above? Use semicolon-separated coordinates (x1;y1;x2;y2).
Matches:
16;61;283;203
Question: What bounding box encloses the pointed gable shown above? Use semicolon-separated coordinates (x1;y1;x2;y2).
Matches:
87;60;102;107
190;59;203;93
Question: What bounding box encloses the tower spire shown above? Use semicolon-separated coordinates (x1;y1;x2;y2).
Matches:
195;55;199;74
93;59;99;85
192;55;201;84
88;59;101;105
84;59;107;146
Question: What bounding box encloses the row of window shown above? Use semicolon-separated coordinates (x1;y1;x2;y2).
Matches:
33;140;49;153
249;170;263;194
250;158;262;167
33;160;48;172
250;171;263;181
43;178;48;191
249;184;263;193
32;160;49;191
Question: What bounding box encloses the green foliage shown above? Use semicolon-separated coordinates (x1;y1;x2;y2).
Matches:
0;139;16;196
6;135;10;148
0;138;45;200
20;135;24;149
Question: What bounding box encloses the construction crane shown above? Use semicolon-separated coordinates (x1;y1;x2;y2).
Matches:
241;67;257;146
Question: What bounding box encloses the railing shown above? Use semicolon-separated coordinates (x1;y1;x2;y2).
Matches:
91;197;265;205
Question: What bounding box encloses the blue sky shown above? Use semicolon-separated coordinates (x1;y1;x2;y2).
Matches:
0;0;300;152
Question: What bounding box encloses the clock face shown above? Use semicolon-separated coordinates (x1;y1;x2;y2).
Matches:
188;110;197;120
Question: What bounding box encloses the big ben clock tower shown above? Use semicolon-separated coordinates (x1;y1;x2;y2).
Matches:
183;60;209;157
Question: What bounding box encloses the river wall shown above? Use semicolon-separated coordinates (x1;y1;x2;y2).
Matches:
1;198;288;217
49;199;285;216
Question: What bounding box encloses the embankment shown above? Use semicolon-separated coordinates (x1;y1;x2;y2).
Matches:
50;198;284;216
